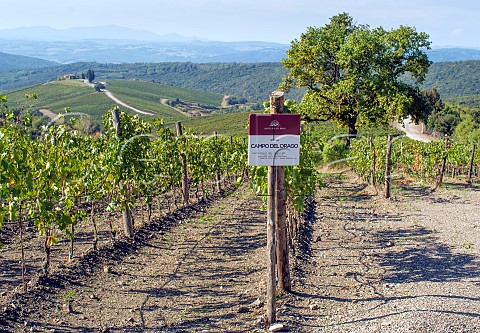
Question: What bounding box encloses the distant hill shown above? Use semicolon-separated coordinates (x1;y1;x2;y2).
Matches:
2;60;480;106
0;25;196;42
0;62;299;103
1;26;480;64
0;52;57;71
0;39;289;64
427;48;480;62
2;39;480;65
421;60;480;104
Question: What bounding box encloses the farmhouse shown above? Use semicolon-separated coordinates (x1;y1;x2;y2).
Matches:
63;74;79;80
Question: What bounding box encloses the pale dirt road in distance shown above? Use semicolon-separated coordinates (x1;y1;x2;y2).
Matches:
394;117;435;142
103;90;154;116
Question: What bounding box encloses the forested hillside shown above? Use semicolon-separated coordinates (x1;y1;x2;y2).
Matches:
421;60;480;105
2;60;480;104
0;62;297;102
0;52;57;71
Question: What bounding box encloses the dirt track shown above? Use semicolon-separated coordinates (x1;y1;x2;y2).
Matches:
1;174;479;332
103;91;154;116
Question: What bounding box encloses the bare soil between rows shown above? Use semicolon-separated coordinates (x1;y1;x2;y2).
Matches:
1;173;479;333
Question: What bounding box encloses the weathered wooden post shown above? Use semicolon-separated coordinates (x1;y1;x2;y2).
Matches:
214;131;222;193
469;143;476;182
248;103;300;328
266;165;277;326
112;107;134;238
435;135;449;191
369;136;376;186
384;134;393;199
270;91;291;292
176;122;189;205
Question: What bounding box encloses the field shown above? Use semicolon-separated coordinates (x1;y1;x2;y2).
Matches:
3;79;250;134
173;111;250;137
107;80;224;107
5;80;121;120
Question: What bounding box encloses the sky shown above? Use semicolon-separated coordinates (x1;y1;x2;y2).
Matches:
1;0;480;48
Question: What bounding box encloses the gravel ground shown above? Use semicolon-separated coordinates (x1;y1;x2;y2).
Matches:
278;172;479;333
1;173;479;332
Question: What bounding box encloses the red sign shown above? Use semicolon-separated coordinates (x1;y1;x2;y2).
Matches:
248;114;301;136
248;114;301;166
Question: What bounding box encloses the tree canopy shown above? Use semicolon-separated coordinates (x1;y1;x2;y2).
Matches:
86;69;95;83
281;13;431;144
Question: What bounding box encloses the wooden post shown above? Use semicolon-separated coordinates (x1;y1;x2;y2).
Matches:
369;136;376;186
176;122;189;205
112;108;134;238
469;143;476;182
111;107;122;137
384;134;393;199
214;131;222;193
270;91;291;292
435;136;449;191
266;165;277;327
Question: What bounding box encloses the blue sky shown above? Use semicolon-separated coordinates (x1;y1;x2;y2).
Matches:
1;0;480;47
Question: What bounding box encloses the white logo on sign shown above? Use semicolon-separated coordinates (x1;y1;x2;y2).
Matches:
270;120;280;127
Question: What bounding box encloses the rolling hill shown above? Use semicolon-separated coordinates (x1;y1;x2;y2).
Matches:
0;52;57;71
0;62;299;103
3;57;480;106
4;79;247;135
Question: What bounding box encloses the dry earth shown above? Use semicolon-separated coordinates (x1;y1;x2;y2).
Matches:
279;172;479;333
1;173;479;332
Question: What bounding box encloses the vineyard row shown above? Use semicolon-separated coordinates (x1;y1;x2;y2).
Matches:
0;108;320;282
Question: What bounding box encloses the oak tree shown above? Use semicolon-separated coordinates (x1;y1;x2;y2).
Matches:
281;13;431;144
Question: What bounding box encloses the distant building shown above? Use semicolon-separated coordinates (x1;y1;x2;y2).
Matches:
64;74;79;80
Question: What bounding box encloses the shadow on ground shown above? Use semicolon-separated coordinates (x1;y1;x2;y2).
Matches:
374;226;479;283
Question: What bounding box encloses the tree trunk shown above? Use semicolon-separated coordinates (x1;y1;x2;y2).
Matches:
346;117;357;147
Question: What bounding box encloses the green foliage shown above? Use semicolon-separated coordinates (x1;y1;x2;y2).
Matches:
0;105;254;271
454;117;480;145
86;69;95;83
281;12;431;142
323;139;348;165
348;135;480;184
0;62;304;104
427;105;461;136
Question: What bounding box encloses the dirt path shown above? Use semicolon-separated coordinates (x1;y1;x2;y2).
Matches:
2;174;479;332
38;109;58;121
278;172;479;332
103;91;154;116
2;186;269;333
221;95;230;108
394;117;435;142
